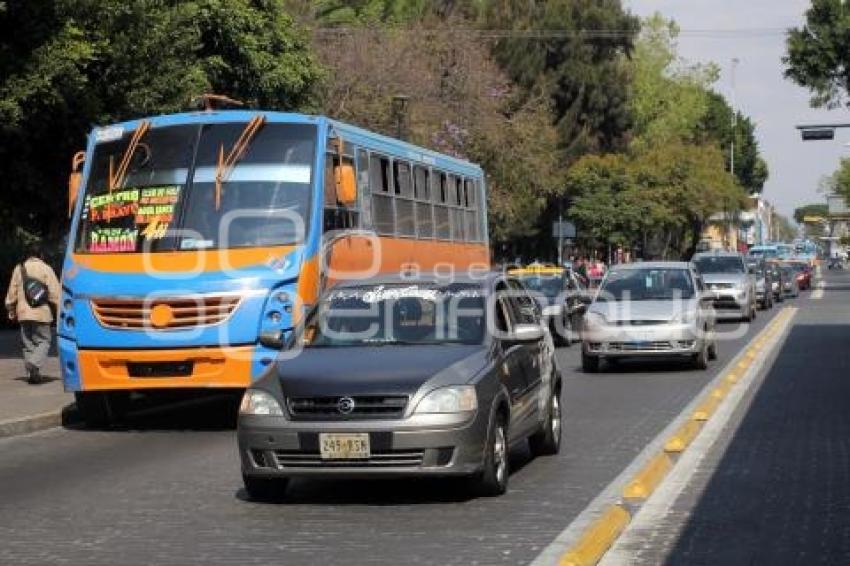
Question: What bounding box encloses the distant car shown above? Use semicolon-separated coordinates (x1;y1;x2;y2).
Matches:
581;262;717;372
747;258;773;310
779;264;800;298
509;265;587;346
785;261;812;290
692;251;757;322
238;274;562;500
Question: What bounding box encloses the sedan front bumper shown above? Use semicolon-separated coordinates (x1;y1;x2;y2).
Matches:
238;409;491;479
583;322;702;358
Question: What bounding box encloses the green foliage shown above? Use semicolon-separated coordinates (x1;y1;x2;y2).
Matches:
629;15;718;149
0;0;321;243
484;0;640;156
821;156;850;205
785;0;850;108
794;203;829;223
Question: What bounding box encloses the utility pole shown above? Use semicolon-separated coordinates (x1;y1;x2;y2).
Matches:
730;58;739;177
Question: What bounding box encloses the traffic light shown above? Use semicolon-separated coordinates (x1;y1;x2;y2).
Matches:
801;128;835;141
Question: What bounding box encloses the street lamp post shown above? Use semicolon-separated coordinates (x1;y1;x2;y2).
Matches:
391;94;410;141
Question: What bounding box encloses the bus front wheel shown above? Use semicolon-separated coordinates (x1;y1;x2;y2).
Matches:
74;391;130;428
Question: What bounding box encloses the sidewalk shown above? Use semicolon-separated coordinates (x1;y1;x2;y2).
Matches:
0;329;74;438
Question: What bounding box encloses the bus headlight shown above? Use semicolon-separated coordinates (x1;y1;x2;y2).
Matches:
239;389;284;416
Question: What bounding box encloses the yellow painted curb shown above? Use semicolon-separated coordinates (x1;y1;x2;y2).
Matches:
623;452;673;500
693;394;721;421
745;348;759;359
710;381;731;400
736;359;751;371
664;419;703;453
559;505;631;566
725;371;740;384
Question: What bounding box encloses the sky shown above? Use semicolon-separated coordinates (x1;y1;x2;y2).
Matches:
625;0;848;219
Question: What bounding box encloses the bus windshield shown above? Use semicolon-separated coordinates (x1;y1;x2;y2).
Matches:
75;122;317;253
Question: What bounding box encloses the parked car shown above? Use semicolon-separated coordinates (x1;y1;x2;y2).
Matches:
779;264;800;298
508;265;587;346
238;274;562;500
747;258;773;310
785;261;812;290
581;262;717;372
692;251;757;322
766;261;785;303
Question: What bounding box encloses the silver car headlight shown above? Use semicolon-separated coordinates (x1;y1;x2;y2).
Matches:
414;386;477;414
239;389;284;416
584;311;607;327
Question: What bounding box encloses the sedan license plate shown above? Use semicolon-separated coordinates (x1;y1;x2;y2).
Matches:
319;433;370;460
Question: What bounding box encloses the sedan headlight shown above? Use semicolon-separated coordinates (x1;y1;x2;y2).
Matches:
414;386;477;414
239;389;284;416
584;311;607;327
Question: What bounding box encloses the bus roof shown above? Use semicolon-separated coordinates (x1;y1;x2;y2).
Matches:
88;110;484;178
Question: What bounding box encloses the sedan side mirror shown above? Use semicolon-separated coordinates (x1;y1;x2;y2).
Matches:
508;323;544;343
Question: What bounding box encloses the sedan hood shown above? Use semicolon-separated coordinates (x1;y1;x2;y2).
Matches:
588;299;698;323
701;273;747;286
275;345;485;398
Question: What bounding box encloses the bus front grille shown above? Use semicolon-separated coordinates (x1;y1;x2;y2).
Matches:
90;295;241;330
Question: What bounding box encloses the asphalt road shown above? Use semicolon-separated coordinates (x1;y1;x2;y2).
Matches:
0;290;796;566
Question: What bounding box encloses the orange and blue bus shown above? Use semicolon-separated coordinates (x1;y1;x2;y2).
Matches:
61;108;490;424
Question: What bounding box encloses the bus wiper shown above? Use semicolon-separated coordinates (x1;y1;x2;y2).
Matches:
108;120;151;192
215;114;266;210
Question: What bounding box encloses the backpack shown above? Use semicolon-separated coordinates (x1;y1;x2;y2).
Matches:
20;261;49;308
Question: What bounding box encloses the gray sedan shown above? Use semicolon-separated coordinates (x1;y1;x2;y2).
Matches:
581;262;717;372
238;274;562;500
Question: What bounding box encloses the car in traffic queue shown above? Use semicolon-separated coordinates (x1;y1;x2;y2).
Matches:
766;261;785;303
237;274;562;500
779;263;800;298
580;262;717;373
785;260;812;290
746;258;774;310
692;251;757;322
508;265;587;346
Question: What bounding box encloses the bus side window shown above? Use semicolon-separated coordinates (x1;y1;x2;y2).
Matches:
433;170;450;240
356;149;371;228
370;154;394;235
414;166;434;238
393;160;415;236
323;153;360;232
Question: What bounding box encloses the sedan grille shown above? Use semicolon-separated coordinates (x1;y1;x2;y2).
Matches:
287;396;408;420
607;341;677;352
91;295;240;330
273;449;425;468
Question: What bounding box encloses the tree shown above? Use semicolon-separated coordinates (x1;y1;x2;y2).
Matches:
0;0;321;249
785;0;850;108
794;203;829;224
821;156;850;203
484;0;640;157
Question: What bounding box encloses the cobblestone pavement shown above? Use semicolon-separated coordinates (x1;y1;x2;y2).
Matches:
607;268;850;566
0;304;783;565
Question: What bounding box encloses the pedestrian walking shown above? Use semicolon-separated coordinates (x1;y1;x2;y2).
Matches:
4;246;60;384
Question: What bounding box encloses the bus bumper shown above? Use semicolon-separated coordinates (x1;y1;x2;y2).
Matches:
61;342;278;392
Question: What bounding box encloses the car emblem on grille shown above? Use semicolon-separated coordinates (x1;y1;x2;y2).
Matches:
337;397;355;414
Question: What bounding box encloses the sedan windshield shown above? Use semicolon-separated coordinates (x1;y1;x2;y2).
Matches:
75;122;316;253
515;274;564;297
598;268;695;301
302;283;486;347
694;256;746;274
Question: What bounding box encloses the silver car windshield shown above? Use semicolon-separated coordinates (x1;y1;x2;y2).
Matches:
599;268;695;301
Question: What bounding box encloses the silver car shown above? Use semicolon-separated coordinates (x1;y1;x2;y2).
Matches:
581;262;717;372
692;251;757;322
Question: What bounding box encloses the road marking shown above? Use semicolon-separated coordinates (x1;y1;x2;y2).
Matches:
598;307;797;565
812;288;824;300
531;308;797;566
559;505;630;566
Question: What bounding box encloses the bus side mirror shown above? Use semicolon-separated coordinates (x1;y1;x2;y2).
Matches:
335;163;357;206
68;151;85;218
